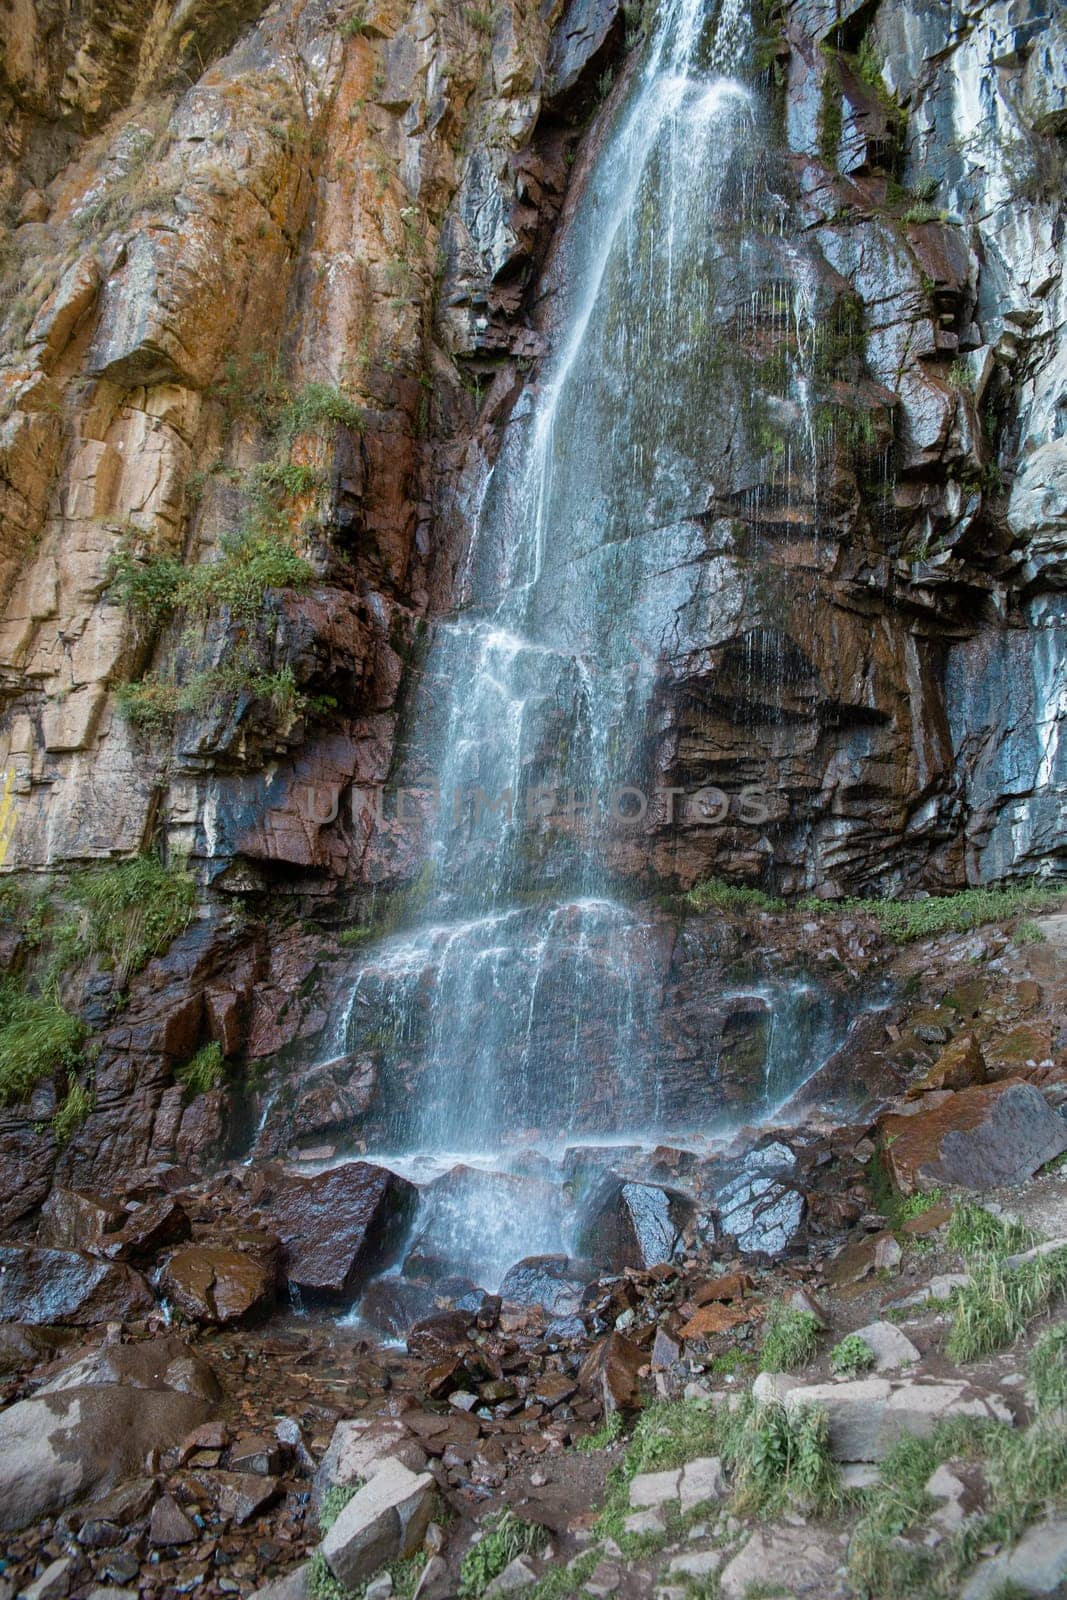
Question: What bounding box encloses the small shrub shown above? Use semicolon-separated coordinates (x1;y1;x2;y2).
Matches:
1029;1322;1067;1411
459;1510;542;1598
338;926;373;949
176;1042;225;1097
734;1400;839;1514
830;1333;876;1377
0;980;87;1105
1015;918;1045;945
108;528;313;626
53;1075;94;1144
759;1303;821;1372
282;382;364;436
684;877;783;914
119;662;305;732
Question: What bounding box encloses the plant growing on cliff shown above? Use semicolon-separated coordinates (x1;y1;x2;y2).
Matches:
816;881;1065;943
53;1073;94;1143
108;526;314;625
66;852;196;983
118;662;305;733
683;877;783;914
177;1042;225;1097
0;979;87;1106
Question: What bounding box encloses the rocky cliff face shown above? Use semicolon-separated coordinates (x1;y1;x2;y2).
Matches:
0;0;1064;1188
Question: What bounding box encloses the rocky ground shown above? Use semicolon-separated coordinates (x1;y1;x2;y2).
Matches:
2;905;1067;1600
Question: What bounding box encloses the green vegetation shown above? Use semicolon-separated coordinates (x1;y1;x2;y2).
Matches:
820;881;1064;943
464;5;496;33
0;979;87;1106
830;1333;876;1377
759;1303;821;1372
706;1347;757;1379
575;1410;624;1451
108;527;313;627
947;1247;1067;1363
683;877;783;914
308;1551;348;1600
319;1482;359;1533
732;1400;839;1515
849;1414;1067;1597
62;852;196;981
459;1510;543;1598
176;1042;225;1097
338;926;374;949
1029;1322;1067;1411
118;662;305;732
819;64;842;167
946;1202;1035;1259
53;1074;94;1144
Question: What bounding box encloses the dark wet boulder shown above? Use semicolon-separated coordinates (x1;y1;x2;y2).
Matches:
0;1334;219;1532
97;1196;191;1262
160;1244;275;1326
38;1188;125;1250
360;1277;439;1340
266;1162;418;1301
498;1255;591;1315
0;1245;153;1326
576;1177;694;1271
406;1309;476;1359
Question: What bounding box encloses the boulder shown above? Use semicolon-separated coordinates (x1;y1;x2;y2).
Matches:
785;1378;1013;1462
962;1516;1067;1600
248;1566;311;1600
579;1330;644;1415
266;1162;418;1300
313;1418;428;1513
38;1189;124;1250
160;1245;274;1325
576;1178;693;1271
321;1457;436;1588
882;1080;1067;1193
498;1256;590;1315
679;1456;727;1511
0;1334;219;1531
850;1321;920;1372
97;1197;190;1263
718;1526;843;1600
906;1033;987;1097
0;1246;153;1325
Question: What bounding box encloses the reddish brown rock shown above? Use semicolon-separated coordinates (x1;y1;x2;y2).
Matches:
97;1196;190;1262
38;1188;125;1250
160;1245;273;1325
580;1331;645;1416
906;1034;987;1098
679;1301;760;1340
882;1079;1067;1194
0;1245;153;1325
266;1162;418;1300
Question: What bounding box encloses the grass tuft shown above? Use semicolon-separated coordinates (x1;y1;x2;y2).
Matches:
826;881;1064;943
1029;1322;1067;1412
0;980;87;1106
176;1041;225;1097
759;1303;821;1372
947;1248;1067;1363
683;877;783;913
52;1074;94;1144
946;1202;1036;1259
458;1510;543;1598
575;1409;624;1451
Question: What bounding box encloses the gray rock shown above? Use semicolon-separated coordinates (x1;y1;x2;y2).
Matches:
20;1558;74;1600
962;1517;1067;1600
628;1468;681;1508
679;1457;727;1512
321;1458;436;1588
247;1564;311;1600
622;1509;666;1537
313;1418;427;1514
786;1378;1014;1462
485;1556;539;1596
667;1550;722;1580
850;1321;921;1372
719;1527;843;1600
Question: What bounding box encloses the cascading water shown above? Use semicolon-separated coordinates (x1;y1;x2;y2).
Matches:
292;0;866;1294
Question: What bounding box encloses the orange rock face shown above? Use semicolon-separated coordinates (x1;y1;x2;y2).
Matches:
882;1079;1067;1195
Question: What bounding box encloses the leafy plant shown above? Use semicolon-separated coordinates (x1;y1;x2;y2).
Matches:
817;881;1064;943
575;1410;624;1451
759;1303;821;1372
118;662;304;732
0;979;87;1105
684;877;783;913
307;1551;348;1600
108;527;314;626
830;1333;876;1377
176;1042;225;1097
733;1400;839;1514
319;1482;359;1532
459;1510;542;1598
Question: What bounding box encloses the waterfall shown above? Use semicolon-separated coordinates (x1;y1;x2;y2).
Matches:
310;0;851;1290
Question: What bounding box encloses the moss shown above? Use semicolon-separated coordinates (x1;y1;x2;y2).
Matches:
818;59;842;167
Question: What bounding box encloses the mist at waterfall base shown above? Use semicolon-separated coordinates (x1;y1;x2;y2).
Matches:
282;0;887;1314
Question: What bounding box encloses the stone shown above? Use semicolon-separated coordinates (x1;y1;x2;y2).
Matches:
576;1177;693;1271
629;1468;681;1508
907;1033;988;1097
498;1256;589;1315
786;1378;1013;1462
667;1550;722;1580
583;1331;644;1415
38;1189;124;1250
0;1246;153;1325
247;1565;311;1600
267;1162;418;1300
882;1081;1067;1194
679;1300;758;1339
321;1457;436;1588
97;1197;190;1262
160;1245;273;1325
887;1272;972;1309
718;1526;841;1599
622;1509;666;1536
212;1471;280;1524
230;1433;283;1474
149;1493;197;1545
21;1559;74;1600
485;1556;539;1595
314;1419;429;1510
651;1327;682;1369
679;1456;727;1512
961;1518;1067;1600
0;1334;218;1531
849;1321;921;1372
